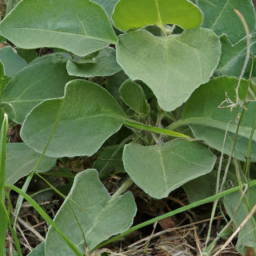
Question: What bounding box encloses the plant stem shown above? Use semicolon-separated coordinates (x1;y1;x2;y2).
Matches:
124;119;190;139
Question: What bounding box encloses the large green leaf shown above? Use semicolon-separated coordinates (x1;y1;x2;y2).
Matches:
119;79;150;116
1;55;74;123
5;143;56;185
45;169;136;254
215;34;256;77
173;76;256;161
0;0;117;56
116;28;221;111
198;0;256;44
27;242;45;256
123;140;216;199
21;80;126;158
66;47;121;78
112;0;202;31
224;185;256;254
90;0;119;20
0;46;27;77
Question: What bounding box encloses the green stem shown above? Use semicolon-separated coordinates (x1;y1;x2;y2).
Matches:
90;179;256;253
124;119;190;139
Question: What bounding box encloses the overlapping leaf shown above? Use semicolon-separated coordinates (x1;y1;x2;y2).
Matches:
5;143;56;185
0;0;117;56
91;0;119;20
45;169;136;254
123;140;216;199
0;46;27;77
173;76;256;161
1;55;73;123
119;79;150;116
117;28;221;111
113;0;202;31
21;80;126;158
67;48;121;78
198;0;256;44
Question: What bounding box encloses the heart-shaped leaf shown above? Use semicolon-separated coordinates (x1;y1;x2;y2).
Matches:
113;0;202;31
172;76;256;161
0;0;117;56
1;54;74;123
198;0;256;44
119;79;150;116
116;28;221;111
123;140;216;199
0;46;27;77
21;80;126;158
67;47;121;78
5;143;56;185
45;169;136;254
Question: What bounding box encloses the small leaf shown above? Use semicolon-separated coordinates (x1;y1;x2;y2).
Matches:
113;0;202;31
123;140;216;199
116;28;221;111
178;76;256;161
5;143;56;185
0;46;27;77
90;0;119;20
1;55;74;123
21;80;126;158
0;0;117;56
67;47;121;78
198;0;256;44
119;79;150;116
45;169;136;254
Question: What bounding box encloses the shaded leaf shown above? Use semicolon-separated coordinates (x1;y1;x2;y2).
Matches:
90;0;119;20
27;242;45;256
1;56;74;123
0;46;27;77
45;169;136;254
67;47;121;78
0;0;117;56
93;145;125;179
120;79;150;116
16;48;38;63
21;80;126;158
224;185;256;254
215;34;256;78
123;140;216;199
116;28;221;111
183;171;217;203
178;76;256;161
198;0;256;44
5;143;56;185
113;0;202;31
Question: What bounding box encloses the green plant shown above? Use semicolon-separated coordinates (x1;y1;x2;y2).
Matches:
1;0;256;255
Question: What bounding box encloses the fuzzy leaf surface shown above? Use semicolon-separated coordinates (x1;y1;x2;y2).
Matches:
116;28;221;111
198;0;256;44
21;80;126;158
1;57;73;123
0;46;27;77
0;0;117;56
113;0;202;31
45;169;136;254
90;0;119;20
5;143;56;185
178;76;256;161
67;47;121;78
119;79;150;116
123;140;216;199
